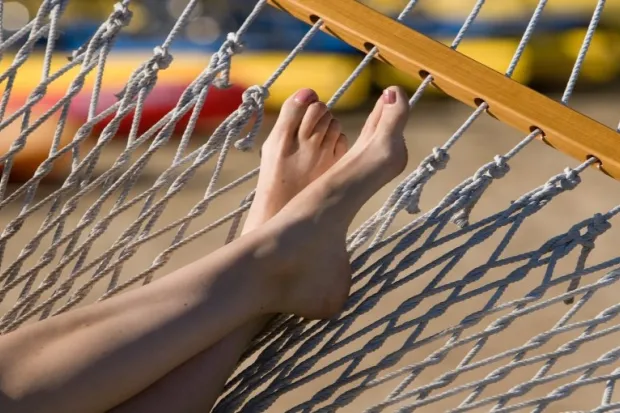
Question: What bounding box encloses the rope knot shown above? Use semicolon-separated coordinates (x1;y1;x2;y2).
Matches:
234;86;268;119
428;147;449;171
108;2;133;32
566;227;591;249
234;86;269;151
559;167;581;190
131;47;173;93
472;156;508;181
212;32;245;88
586;213;611;238
564;214;609;257
222;32;244;55
487;155;509;179
242;85;268;108
151;46;173;71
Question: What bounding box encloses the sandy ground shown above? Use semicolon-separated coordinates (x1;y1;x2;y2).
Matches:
1;92;620;412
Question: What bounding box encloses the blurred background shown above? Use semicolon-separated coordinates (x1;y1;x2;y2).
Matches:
3;0;620;114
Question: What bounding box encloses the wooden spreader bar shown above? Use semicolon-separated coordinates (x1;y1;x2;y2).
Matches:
267;0;620;180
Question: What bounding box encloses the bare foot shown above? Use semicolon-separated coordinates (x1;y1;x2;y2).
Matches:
266;86;409;319
243;88;348;233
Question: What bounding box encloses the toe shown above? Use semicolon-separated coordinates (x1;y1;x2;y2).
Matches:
273;88;319;135
299;102;329;140
375;86;409;137
334;133;348;159
309;112;335;145
322;118;342;149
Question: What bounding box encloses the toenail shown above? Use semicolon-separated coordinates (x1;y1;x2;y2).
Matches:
294;89;318;105
383;89;396;105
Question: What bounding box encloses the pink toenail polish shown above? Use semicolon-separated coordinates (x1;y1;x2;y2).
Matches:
383;89;396;104
294;89;318;104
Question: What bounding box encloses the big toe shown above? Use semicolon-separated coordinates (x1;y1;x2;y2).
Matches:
360;93;385;139
376;86;409;138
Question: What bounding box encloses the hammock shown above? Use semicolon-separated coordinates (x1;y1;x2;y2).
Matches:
1;0;620;411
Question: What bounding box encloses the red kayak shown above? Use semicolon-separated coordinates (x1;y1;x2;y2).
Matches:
0;94;87;182
69;83;245;137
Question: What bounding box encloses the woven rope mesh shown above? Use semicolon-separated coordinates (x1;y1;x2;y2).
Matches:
1;0;620;411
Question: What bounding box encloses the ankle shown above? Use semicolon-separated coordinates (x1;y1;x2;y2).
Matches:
240;223;299;313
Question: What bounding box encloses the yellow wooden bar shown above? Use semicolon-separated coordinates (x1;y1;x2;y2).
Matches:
267;0;620;179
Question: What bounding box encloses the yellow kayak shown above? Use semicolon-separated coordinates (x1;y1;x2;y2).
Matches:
527;0;620;22
0;51;370;112
231;53;371;111
0;51;212;99
532;28;620;85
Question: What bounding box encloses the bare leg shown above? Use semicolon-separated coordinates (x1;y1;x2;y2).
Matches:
111;89;349;412
0;86;409;413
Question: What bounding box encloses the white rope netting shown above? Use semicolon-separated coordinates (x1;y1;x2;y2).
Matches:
1;0;620;411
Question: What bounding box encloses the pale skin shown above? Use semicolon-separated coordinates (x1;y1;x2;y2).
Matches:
0;86;410;413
